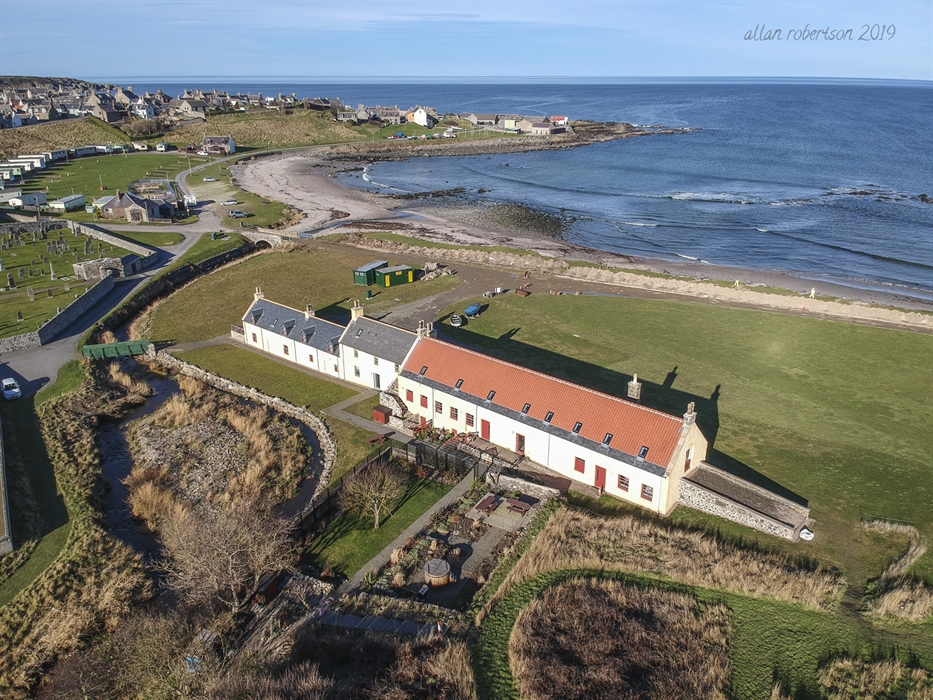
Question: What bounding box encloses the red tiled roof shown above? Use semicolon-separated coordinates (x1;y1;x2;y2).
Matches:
404;338;685;467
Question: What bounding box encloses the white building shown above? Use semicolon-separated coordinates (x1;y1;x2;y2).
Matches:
9;192;46;207
338;302;418;391
396;337;708;515
241;291;344;379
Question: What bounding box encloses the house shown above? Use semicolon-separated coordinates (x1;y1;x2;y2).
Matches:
49;194;86;212
517;116;549;133
473;114;499;126
92;104;121;123
174;99;208;117
396;337;708;515
530;123;553;136
202;135;236;155
499;115;522;130
338;302;418;391
405;107;436;128
0;106;23;129
155;142;170;152
9;192;47;207
241;291;345;379
98;190;164;223
550;115;569;126
132;142;149;151
336;111;359;123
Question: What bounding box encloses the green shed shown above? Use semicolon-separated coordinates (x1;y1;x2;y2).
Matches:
353;260;388;286
374;265;414;288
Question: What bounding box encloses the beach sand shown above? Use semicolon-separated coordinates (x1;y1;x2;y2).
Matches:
231;152;933;330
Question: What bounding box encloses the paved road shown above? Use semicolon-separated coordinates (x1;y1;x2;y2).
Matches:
0;226;202;399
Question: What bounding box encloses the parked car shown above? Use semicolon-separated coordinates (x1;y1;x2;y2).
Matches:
2;378;21;400
221;199;238;206
203;177;218;182
197;151;208;156
228;210;248;218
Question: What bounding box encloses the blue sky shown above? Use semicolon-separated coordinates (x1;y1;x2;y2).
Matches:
1;0;930;81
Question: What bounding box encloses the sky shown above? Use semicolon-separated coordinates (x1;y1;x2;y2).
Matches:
0;0;930;82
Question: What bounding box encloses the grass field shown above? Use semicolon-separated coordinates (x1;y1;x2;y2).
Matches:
167;110;360;149
154;231;247;278
147;247;460;345
18;152;210;211
302;476;451;577
176;344;356;411
439;293;933;587
0;116;128;158
326;418;380;487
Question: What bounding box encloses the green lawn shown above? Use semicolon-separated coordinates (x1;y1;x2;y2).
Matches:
342;394;382;422
35;360;87;407
176;344;356;411
0;283;92;337
19;152;209;209
104;228;184;248
0;523;70;608
325;417;380;487
440;293;933;587
189;160;290;228
303;476;451;577
148;247;460;345
154;231;248;280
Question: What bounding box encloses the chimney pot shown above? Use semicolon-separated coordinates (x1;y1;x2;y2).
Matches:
254;285;264;300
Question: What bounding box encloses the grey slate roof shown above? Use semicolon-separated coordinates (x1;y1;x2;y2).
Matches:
340;317;417;365
400;369;668;478
243;299;344;354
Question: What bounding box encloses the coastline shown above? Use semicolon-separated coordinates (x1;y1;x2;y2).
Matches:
229;149;933;327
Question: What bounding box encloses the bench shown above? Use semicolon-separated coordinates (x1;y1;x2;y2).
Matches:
476;494;498;515
365;434;388;446
505;498;530;514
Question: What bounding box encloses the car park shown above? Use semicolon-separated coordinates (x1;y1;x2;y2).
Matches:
221;199;238;205
2;378;21;400
228;210;247;218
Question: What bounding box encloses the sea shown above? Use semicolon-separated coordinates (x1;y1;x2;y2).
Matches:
126;79;933;295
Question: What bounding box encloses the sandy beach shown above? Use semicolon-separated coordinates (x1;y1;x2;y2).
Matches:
230;150;933;330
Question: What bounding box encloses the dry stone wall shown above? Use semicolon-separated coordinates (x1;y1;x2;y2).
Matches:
240;231;285;247
79;223;160;268
150;348;337;502
678;479;797;540
0;420;13;555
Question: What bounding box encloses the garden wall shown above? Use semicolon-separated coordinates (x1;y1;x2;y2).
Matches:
0;420;12;555
78;223;160;268
678;479;798;541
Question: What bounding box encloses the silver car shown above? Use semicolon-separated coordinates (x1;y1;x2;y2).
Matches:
2;378;21;400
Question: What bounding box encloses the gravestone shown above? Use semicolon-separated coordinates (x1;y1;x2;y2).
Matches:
7;273;13;289
27;287;35;301
50;262;56;280
47;289;53;298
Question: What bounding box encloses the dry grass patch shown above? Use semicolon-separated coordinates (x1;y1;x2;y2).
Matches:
510;579;730;700
863;519;933;622
127;377;308;517
818;657;933;700
479;508;844;623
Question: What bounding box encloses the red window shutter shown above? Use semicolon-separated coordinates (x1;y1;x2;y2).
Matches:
406;389;414;402
420;395;428;408
574;457;585;473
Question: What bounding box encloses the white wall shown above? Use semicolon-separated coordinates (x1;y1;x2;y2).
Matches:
341;346;400;390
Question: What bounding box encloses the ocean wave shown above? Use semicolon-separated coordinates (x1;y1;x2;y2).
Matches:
670;191;758;204
620;221;659;227
756;228;769;232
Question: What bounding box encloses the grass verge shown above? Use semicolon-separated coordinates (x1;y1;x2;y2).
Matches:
303;476;451;577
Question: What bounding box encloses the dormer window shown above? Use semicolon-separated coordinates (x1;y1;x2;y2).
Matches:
486;390;496;401
420;366;428;375
638;445;649;460
455;378;463;389
572;422;583;434
544;411;554;424
603;433;613;446
521;403;531;414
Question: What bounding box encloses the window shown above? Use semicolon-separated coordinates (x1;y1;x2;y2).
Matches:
641;484;654;501
685;446;693;471
544;411;554;424
450;406;458;420
618;475;630;491
603;433;613;446
333;364;338;373
251;332;257;343
521;403;531;414
638;445;649;459
572;422;583;434
353;349;359;358
354;366;360;378
420;395;428;408
465;413;474;427
309;354;314;363
283;345;289;356
395;364;400;372
373;357;379;365
486;390;496;401
406;389;414;402
420;366;428;375
435;401;443;414
455;378;463;389
574;457;585;473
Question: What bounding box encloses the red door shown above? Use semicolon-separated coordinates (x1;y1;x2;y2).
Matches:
595;466;606;491
480;419;490;441
515;433;525;455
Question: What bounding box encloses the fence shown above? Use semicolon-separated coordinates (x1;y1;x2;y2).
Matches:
391;438;486;482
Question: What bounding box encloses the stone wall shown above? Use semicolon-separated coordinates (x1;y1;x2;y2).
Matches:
79;223;160;268
150;348;338;502
0;273;115;354
678;479;798;540
240;231;285;248
0;220;70;237
486;470;561;503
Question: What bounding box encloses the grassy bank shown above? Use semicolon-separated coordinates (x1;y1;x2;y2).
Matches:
147;246;460;345
0;116;127;157
440;292;933;586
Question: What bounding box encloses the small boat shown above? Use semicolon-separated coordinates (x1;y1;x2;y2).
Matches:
449;314;462;327
464;303;481;319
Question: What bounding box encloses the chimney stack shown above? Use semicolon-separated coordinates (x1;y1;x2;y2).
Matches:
350;299;365;321
253;285;264;301
627;374;642;401
305;303;315;319
683;401;697;425
416;319;427;340
426;321;436;338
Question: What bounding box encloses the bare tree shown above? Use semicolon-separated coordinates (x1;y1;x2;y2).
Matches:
157;499;296;613
339;462;407;530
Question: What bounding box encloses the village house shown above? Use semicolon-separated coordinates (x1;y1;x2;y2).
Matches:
530;122;553;136
396;337;708;515
97;190;172;223
517;116;549;133
241;291;344;379
338;302;418;391
202;135;236;155
405;107;437;128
